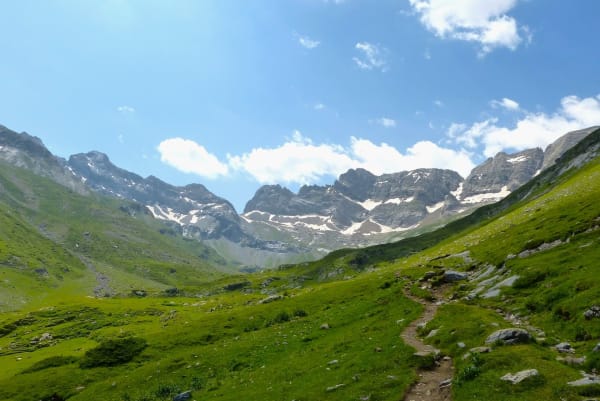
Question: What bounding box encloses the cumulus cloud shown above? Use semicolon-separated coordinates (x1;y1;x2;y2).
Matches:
117;105;135;114
297;34;320;49
373;117;397;128
491;97;520;111
228;131;475;183
158;129;483;185
409;0;526;55
157;137;229;179
353;42;389;71
447;94;600;157
228;131;355;184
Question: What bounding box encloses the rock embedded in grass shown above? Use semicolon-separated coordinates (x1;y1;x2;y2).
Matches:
485;328;532;345
583;305;600;319
500;369;539;384
443;270;468;282
173;391;192;401
555;342;574;353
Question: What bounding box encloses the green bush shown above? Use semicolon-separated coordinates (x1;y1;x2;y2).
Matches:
22;355;78;373
80;337;147;368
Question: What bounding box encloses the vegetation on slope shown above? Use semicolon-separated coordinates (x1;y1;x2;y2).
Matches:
0;129;599;400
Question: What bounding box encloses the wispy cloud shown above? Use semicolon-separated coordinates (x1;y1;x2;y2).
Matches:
434;100;444;107
314;103;326;111
117;105;135;114
373;117;397;128
424;48;432;60
447;94;600;157
353;42;389;71
409;0;527;56
117;134;124;143
491;97;520;111
297;34;320;49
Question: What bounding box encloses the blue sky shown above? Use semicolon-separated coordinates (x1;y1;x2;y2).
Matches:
1;0;599;211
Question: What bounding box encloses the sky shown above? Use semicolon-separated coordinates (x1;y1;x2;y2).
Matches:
1;0;600;212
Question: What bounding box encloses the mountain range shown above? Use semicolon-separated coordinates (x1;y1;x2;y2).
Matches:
0;124;597;269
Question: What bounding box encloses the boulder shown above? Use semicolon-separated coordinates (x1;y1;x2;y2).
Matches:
485;328;532;345
500;369;539;384
173;391;192;401
443;270;468;282
584;306;600;320
259;294;282;304
555;342;574;353
469;346;491;354
325;384;345;392
568;373;600;386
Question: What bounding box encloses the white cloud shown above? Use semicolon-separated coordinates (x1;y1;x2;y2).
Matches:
351;138;475;177
409;0;526;55
434;100;444;107
117;105;135;114
228;131;355;184
157;137;229;179
117;134;124;143
374;117;397;128
353;42;389;71
314;103;326;111
491;97;520;111
298;35;320;49
447;94;600;157
424;48;432;60
228;131;475;183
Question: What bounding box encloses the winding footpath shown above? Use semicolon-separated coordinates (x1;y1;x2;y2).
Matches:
401;287;453;401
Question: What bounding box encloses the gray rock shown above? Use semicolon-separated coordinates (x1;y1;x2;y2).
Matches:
426;329;439;338
593;343;600;353
557;356;586;366
568;373;600;386
457;342;466;348
320;323;330;330
555;342;574;353
259;294;283;304
485;328;532;345
500;369;539;384
584;306;600;320
326;384;345;392
439;378;452;388
443;270;468;282
470;346;491;354
173;391;192;401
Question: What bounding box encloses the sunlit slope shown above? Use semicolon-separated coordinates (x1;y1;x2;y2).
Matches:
0;161;228;310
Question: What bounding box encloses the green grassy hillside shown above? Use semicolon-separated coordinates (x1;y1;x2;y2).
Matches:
0;129;599;401
0;162;230;310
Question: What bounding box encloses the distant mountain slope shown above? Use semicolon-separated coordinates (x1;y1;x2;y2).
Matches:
0;160;228;310
1;123;596;269
284;126;600;279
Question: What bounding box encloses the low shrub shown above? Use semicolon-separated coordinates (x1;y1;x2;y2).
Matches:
80;337;146;368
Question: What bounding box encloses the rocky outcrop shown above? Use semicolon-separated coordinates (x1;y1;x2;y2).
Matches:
485;328;532;345
500;369;539;384
542;126;599;170
461;148;544;201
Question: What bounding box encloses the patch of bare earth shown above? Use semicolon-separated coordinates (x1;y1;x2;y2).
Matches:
401;286;453;401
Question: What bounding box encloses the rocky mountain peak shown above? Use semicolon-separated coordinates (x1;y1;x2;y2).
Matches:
334;168;377;201
460;148;544;201
542;126;600;170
